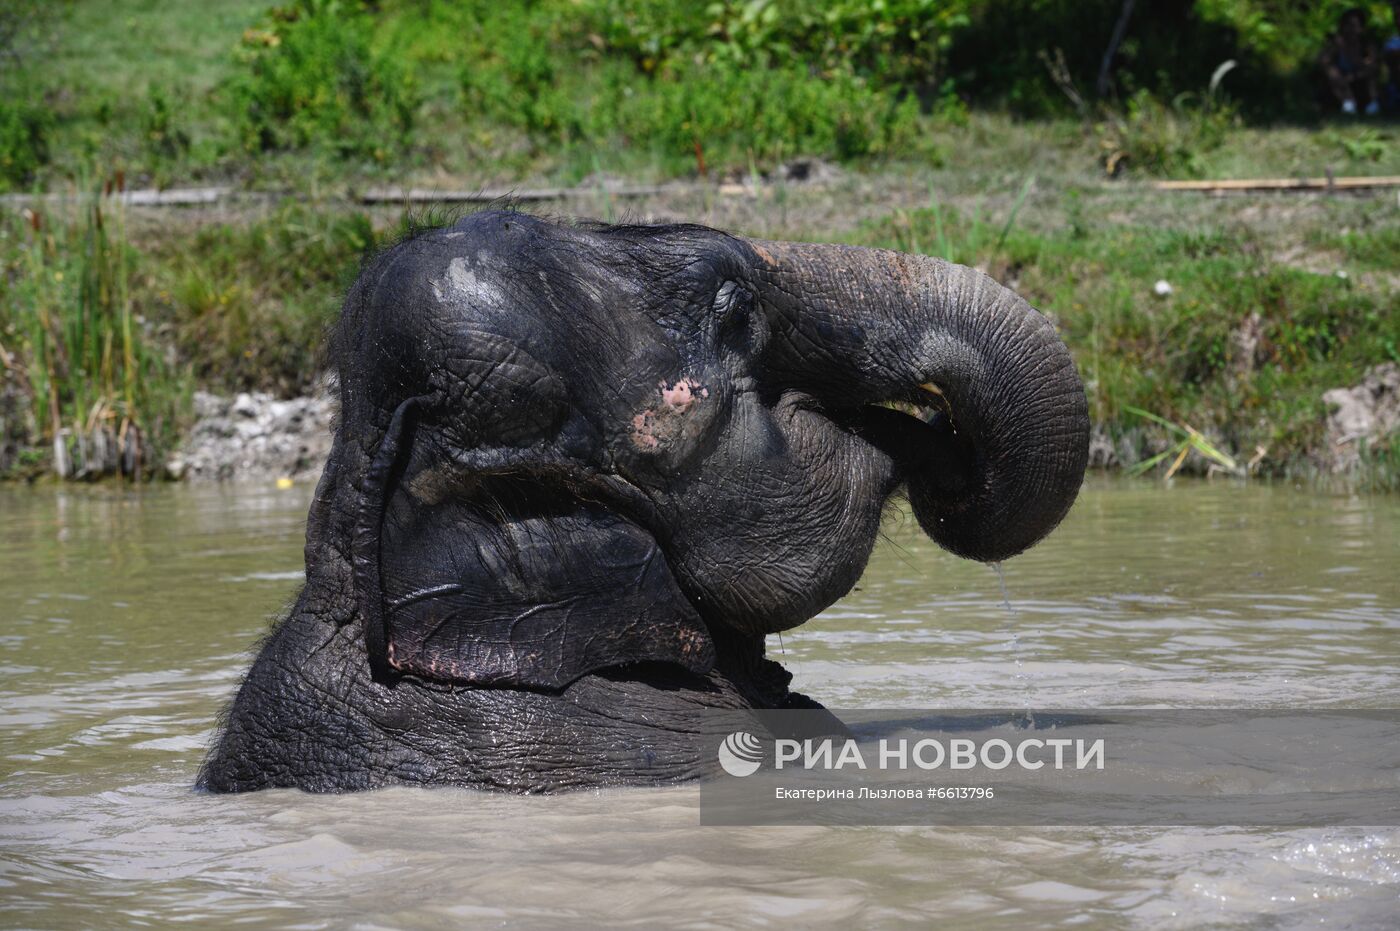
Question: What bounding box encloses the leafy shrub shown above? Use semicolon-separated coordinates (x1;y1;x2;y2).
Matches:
229;0;419;161
580;0;970;89
856;198;1399;480
0;98;51;190
1193;0;1394;74
1327;128;1391;164
151;205;376;394
461;9;582;144
588;60;923;169
0;190;187;472
947;0;1397;118
142;88;191;163
140;88;192;186
455;0;939;172
1097;89;1237;177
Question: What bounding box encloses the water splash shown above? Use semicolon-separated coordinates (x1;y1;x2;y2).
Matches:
991;560;1034;727
991;560;1015;614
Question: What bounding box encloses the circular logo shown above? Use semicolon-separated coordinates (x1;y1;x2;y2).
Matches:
718;731;764;777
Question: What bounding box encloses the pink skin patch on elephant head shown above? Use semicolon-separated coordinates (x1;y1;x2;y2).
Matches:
631;379;710;451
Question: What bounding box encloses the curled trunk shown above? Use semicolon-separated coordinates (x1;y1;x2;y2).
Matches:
746;240;1089;562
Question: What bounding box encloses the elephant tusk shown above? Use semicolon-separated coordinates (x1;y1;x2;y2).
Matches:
872;389;948;426
921;381;953;422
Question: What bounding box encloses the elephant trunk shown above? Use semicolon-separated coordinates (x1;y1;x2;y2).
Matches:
746;240;1089;562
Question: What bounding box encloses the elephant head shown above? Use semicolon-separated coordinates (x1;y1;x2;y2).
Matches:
199;210;1088;793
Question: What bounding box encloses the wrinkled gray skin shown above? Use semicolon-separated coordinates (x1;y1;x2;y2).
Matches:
199;211;1089;793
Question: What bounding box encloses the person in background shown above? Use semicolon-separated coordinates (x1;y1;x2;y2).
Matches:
1320;7;1381;115
1384;2;1400;113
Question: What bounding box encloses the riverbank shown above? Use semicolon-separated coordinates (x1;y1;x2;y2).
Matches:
2;164;1396;490
164;360;1398;489
4;2;1398;489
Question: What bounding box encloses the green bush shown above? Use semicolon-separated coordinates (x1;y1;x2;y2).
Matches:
948;0;1396;118
0;2;50;189
0;190;188;473
229;0;419;161
142;88;191;163
856;197;1399;478
454;0;938;172
0;98;51;190
580;0;970;89
1193;0;1395;74
1097;88;1237;177
460;9;582;144
588;60;924;170
150;204;376;394
140;88;193;186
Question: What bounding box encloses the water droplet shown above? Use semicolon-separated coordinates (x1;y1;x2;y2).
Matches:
990;560;1034;726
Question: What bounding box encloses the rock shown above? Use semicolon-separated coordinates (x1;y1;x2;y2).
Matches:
1086;424;1118;469
776;158;842;185
176;388;336;483
192;391;227;419
1322;363;1400;471
231;392;260;418
52;431;71;479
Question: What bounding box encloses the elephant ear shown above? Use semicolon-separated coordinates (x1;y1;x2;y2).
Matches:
352;400;715;690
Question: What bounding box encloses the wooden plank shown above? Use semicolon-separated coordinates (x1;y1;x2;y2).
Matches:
0;179;801;210
1;187;231;207
119;187;229;205
359;185;676;204
358;187;568;202
1154;176;1400;192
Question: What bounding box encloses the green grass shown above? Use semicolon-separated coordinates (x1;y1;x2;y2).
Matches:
8;0;1400;194
143;203;375;395
0;187;189;478
3;170;1394;485
2;1;1398;486
0;194;379;477
26;0;267;95
849;183;1400;482
12;0;268;187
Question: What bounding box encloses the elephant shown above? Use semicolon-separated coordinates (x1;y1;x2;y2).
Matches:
198;210;1089;793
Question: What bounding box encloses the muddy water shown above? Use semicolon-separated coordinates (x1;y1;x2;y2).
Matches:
2;479;1398;928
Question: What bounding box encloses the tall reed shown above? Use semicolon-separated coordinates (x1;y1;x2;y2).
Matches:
4;177;187;479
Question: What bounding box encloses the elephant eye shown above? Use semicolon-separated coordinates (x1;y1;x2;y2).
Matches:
713;280;768;356
714;281;754;332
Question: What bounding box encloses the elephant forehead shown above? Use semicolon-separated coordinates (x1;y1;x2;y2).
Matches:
423;302;723;470
431;255;508;308
433;329;569;447
419;250;679;361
